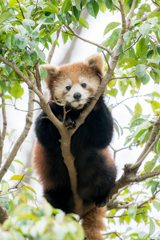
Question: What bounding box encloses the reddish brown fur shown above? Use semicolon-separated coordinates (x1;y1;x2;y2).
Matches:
32;141;55;190
100;148;115;166
82;206;106;240
45;62;103;95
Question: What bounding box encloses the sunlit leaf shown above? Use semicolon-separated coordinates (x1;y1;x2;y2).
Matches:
10;175;24;181
103;22;120;36
10;86;24;99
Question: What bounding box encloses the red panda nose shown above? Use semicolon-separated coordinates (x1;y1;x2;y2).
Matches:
73;92;81;100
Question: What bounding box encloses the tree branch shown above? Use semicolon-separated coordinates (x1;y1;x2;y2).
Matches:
0;202;8;224
140;6;160;22
131;169;160;182
16;0;25;19
118;0;127;33
129;133;160;171
47;28;61;64
34;63;42;94
65;25;112;56
2;98;7;141
0;72;35;181
127;0;137;28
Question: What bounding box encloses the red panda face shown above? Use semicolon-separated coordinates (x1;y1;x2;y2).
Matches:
43;54;104;109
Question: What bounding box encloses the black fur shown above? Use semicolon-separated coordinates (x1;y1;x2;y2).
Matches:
35;95;116;212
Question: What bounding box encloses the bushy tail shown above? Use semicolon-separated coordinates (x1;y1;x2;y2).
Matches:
82;206;106;240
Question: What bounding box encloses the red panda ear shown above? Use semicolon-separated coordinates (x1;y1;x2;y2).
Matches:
84;53;104;75
42;65;59;87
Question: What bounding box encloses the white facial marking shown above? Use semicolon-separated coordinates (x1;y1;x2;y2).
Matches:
54;76;100;109
65;83;90;109
54;78;72;100
79;76;99;93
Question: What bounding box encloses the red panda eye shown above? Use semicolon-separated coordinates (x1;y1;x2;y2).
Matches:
66;86;71;91
81;83;87;88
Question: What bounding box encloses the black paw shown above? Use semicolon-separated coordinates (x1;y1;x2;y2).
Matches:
93;195;109;208
65;117;76;129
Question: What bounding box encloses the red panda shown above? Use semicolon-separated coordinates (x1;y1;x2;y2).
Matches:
32;54;117;240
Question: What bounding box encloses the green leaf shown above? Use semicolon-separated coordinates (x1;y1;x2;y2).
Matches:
153;201;160;211
22;19;35;34
10;85;24;99
110;28;121;40
0;81;7;94
16;36;28;49
104;0;113;9
1;183;10;194
0;12;12;24
128;205;137;219
149;218;155;235
107;89;118;97
2;95;12;100
148;56;160;64
148;17;158;25
144;156;158;173
157;45;160;55
135;64;146;79
66;12;72;24
124;104;134;116
5;34;15;50
138;232;148;239
14;159;24;165
118;57;140;66
72;6;81;21
147;49;154;59
141;73;150;85
139;23;151;36
62;0;72;13
86;0;99;18
103;22;120;36
43;2;59;13
36;50;45;62
23;185;36;194
134;103;142;115
39;66;47;80
151;182;159;195
10;175;24;181
147;12;160;20
119;43;124;54
79;17;89;29
62;31;68;44
16;25;27;37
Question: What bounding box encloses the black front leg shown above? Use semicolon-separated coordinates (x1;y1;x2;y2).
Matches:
75;149;116;207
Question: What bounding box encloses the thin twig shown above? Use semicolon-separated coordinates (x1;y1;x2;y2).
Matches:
2;98;7;141
16;0;25;19
107;210;145;218
65;25;112;56
113;4;120;11
111;76;136;80
113;94;145;108
34;62;42;93
33;0;38;20
102;50;110;70
123;35;142;54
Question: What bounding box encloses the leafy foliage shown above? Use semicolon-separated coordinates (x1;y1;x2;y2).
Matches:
0;200;84;240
